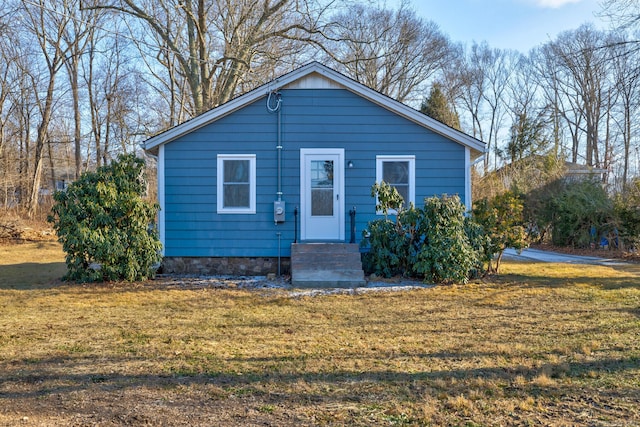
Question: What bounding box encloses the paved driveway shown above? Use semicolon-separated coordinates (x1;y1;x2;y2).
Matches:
503;247;630;267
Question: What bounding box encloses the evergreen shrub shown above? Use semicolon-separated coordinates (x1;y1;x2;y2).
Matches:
363;182;479;284
48;154;162;282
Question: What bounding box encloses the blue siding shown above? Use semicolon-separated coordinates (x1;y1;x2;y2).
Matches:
163;89;465;257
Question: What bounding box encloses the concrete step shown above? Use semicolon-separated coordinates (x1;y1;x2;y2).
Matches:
291;243;365;288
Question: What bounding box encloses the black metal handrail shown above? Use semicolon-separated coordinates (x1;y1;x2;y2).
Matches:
294;206;298;243
349;206;356;244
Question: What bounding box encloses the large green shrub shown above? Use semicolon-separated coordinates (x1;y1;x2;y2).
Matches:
472;191;527;273
525;179;612;247
414;195;478;284
363;183;479;284
362;182;422;277
48;154;162;282
613;179;640;250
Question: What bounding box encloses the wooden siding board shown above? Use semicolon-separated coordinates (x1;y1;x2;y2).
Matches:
163;88;466;257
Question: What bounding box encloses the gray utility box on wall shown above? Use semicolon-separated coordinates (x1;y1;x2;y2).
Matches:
274;200;286;223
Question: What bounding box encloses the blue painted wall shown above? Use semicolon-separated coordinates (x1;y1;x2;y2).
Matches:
163;89;465;257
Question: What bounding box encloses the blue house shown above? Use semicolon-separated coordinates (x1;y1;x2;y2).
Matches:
144;62;485;280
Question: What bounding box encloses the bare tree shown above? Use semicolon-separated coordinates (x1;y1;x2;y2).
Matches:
530;44;565;159
89;0;332;116
19;0;75;217
546;24;611;168
454;43;516;172
5;38;39;211
600;0;640;29
506;54;542;131
323;1;453;103
0;12;21;209
62;0;100;178
609;31;640;190
81;18;152;167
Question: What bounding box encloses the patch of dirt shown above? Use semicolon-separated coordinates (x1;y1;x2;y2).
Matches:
0;215;57;243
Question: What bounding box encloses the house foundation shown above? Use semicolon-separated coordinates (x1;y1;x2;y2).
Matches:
161;257;291;276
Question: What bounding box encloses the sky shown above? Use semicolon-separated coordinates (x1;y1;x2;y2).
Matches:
406;0;608;52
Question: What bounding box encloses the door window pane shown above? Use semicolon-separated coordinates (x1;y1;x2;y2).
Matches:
311;160;333;216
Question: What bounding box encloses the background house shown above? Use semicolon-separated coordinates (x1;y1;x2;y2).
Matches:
144;62;485;276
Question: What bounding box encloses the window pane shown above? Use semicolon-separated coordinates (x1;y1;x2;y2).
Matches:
383;161;409;202
311;189;333;216
394;184;409;202
224;183;250;208
217;155;255;213
311;160;333;187
223;159;250;208
224;160;249;183
383;161;409;185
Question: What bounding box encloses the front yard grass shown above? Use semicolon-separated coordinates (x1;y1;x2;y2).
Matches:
0;242;639;425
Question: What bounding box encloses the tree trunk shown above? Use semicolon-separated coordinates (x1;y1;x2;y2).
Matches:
28;73;56;218
70;59;82;179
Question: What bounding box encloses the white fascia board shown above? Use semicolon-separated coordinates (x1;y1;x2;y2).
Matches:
157;144;166;255
465;147;471;211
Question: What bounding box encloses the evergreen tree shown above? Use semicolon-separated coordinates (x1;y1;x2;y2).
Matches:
420;82;461;130
506;112;549;162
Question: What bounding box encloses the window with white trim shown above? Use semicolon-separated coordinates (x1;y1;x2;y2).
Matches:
376;155;415;213
217;154;256;214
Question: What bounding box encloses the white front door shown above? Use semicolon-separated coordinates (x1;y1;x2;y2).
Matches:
300;148;345;241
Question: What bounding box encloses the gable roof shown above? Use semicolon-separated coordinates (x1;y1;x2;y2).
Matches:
144;62;486;157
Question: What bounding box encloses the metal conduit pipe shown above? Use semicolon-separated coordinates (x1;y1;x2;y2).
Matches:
277;96;282;201
267;91;283;201
267;91;284;276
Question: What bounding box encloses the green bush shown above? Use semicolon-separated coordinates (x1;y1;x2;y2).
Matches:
472;191;527;273
48;154;162;282
362;182;422;277
463;216;491;278
362;205;424;277
363;183;479;284
525;179;612;247
614;179;640;250
414;195;477;284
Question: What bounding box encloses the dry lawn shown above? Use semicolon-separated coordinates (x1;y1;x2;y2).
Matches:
0;243;639;426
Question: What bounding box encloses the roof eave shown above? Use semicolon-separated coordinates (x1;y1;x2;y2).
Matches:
143;62;487;155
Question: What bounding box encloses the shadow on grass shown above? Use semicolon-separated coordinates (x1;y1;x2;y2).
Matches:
1;353;638;405
509;274;640;290
0;262;66;290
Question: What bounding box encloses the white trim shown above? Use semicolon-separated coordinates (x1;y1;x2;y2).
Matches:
217;154;257;214
144;62;486;156
465;147;471;212
158;145;166;255
300;148;345;241
375;155;416;215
